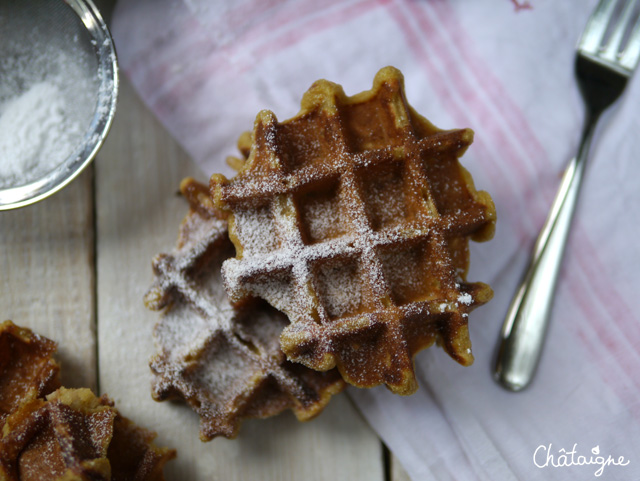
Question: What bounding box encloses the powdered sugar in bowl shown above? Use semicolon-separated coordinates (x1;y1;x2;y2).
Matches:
0;0;118;210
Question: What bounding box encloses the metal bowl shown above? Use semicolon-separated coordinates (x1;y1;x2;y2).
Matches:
0;0;118;210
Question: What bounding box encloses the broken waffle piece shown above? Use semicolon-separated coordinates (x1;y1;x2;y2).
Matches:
0;387;175;481
107;406;176;481
0;324;175;481
0;321;61;432
211;66;496;395
144;178;345;440
0;389;114;481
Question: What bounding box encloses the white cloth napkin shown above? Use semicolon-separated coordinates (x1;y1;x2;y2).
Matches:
112;1;640;479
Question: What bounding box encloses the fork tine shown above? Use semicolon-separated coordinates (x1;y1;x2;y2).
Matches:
620;9;640;69
579;0;619;53
602;0;639;61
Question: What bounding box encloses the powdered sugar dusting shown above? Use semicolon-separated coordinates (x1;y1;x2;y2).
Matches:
146;182;344;438
457;292;473;306
0;22;98;188
243;269;297;316
235;205;283;256
362;162;407;230
315;258;363;319
192;339;254;398
304;197;341;242
0;82;85;186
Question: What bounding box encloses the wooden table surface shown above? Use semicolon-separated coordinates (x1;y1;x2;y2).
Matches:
1;74;412;481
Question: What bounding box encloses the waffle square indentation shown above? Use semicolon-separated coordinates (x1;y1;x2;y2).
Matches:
360;160;410;231
421;152;473;216
233;204;282;255
279;111;341;171
313;255;370;321
297;179;348;244
379;238;445;306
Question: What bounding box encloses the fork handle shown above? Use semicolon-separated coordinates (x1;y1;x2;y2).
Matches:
493;119;597;391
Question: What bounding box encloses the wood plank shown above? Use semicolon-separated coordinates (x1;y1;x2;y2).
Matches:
95;78;385;481
0;168;96;390
391;453;412;481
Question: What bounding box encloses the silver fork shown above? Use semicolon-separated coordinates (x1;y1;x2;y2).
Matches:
493;0;640;391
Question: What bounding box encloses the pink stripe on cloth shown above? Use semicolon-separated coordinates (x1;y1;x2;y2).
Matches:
392;0;640;421
566;261;640;386
401;0;570;237
222;0;351;61
210;0;284;30
566;275;640;421
385;1;531;239
431;0;551;172
423;0;640;358
250;0;386;63
405;1;540;190
572;230;640;345
124;12;228;100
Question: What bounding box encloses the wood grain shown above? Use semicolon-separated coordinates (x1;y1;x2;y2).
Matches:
0;167;96;391
95;78;385;481
392;453;412;481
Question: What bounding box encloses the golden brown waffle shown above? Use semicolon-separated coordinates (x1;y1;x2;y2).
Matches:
144;178;345;440
0;321;60;432
0;387;175;481
211;66;496;395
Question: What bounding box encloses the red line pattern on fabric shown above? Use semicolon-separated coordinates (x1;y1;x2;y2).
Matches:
431;0;640;357
386;1;529;236
390;0;640;402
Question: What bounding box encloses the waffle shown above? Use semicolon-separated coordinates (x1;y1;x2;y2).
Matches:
0;321;60;432
211;66;496;395
144;178;345;440
0;387;175;481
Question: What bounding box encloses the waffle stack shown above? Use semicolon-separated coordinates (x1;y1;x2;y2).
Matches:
0;321;175;481
146;66;495;436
